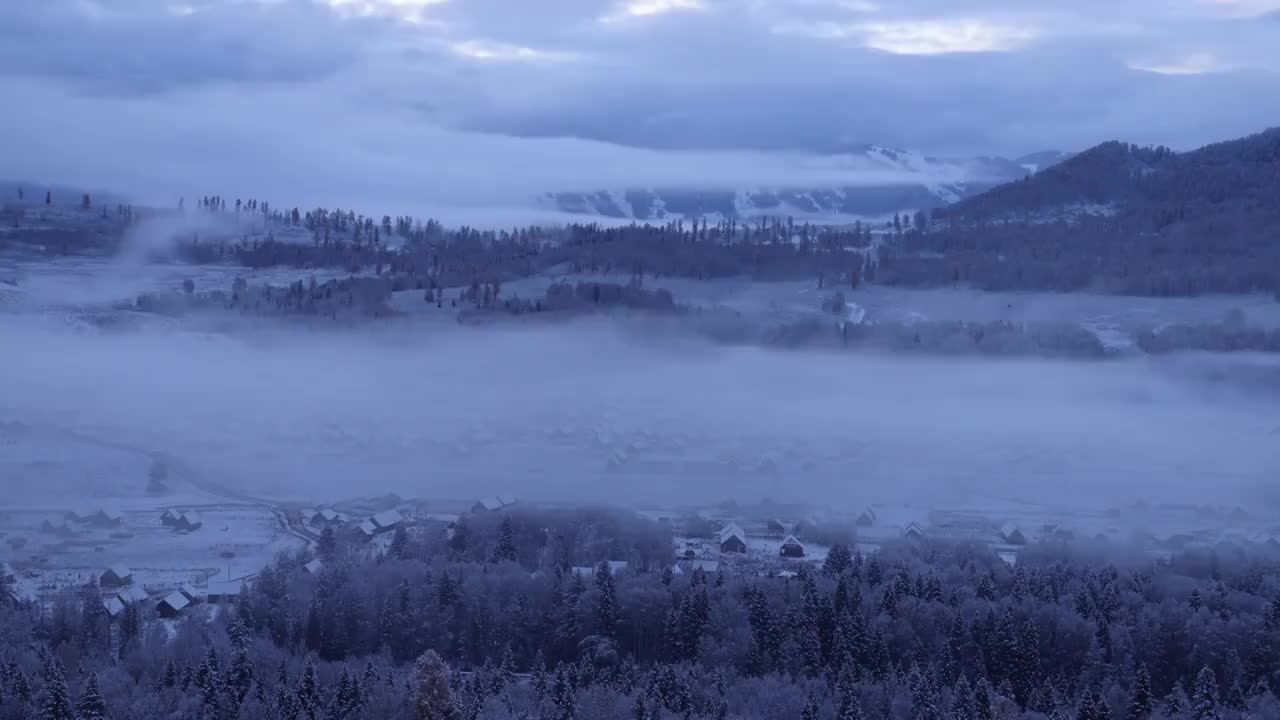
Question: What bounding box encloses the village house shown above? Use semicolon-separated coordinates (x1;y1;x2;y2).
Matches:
157;591;191;619
856;507;878;528
100;565;133;587
309;508;342;526
91;508;124;528
766;519;789;536
1000;522;1028;545
204;580;244;604
116;585;150;605
471;496;517;514
902;521;926;541
41;515;71;535
162;509;203;532
65;508;96;524
718;522;747;554
103;596;126;619
0;562;14;583
779;535;805;559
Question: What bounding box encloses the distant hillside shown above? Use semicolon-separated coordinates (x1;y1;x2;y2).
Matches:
542;146;1067;222
894;128;1280;296
938;127;1280;223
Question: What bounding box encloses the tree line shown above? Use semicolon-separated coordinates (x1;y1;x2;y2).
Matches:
2;504;1279;719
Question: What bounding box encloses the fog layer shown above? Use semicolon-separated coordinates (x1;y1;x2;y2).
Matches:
2;307;1276;512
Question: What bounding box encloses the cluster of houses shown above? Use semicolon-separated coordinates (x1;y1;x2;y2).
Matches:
355;510;404;540
40;507;126;536
160;509;203;532
93;564;245;620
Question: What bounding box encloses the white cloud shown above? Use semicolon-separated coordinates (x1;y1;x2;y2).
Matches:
450;39;578;63
601;0;705;23
1129;52;1228;75
857;18;1039;54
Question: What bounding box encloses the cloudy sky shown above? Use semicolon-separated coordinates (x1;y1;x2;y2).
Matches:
2;0;1277;212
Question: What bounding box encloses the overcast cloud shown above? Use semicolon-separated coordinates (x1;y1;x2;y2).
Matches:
1;0;1277;213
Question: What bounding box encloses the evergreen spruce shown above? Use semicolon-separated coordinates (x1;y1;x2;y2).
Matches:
75;673;108;720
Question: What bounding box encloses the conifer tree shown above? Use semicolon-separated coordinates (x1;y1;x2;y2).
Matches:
595;562;619;639
40;663;74;720
1192;666;1220;720
1127;666;1153;720
491;518;517;564
75;673;107;720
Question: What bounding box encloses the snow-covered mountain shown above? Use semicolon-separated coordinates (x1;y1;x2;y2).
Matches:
541;146;1067;223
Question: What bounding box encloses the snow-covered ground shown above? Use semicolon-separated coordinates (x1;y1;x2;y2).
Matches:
501;271;1280;353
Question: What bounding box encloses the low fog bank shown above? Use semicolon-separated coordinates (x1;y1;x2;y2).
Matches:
2;310;1278;514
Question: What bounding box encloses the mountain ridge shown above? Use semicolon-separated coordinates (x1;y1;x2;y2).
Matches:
541;146;1069;223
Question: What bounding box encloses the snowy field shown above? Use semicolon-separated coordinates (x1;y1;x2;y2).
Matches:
0;250;363;311
501;271;1280;349
3;254;1280;529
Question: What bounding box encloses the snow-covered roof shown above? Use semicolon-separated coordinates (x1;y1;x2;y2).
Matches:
902;521;926;538
159;591;191;612
780;535;803;548
179;585;200;601
105;565;132;581
718;522;746;545
313;508;339;522
0;562;14;579
180;511;201;525
475;495;517;511
103;597;125;617
668;564;685;576
997;550;1018;567
371;510;402;529
357;520;378;536
304;559;324;575
117;585;150;604
204;580;244;598
98;508;124;521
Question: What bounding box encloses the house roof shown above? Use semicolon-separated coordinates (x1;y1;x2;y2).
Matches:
718;522;746;545
179;584;200;601
780;535;803;548
304;559;324;574
476;495;516;511
1000;522;1023;536
118;585;150;604
204;580;244;598
159;591;191;612
0;562;15;579
103;597;125;617
371;510;402;529
357;520;378;536
105;565;132;580
180;511;201;525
